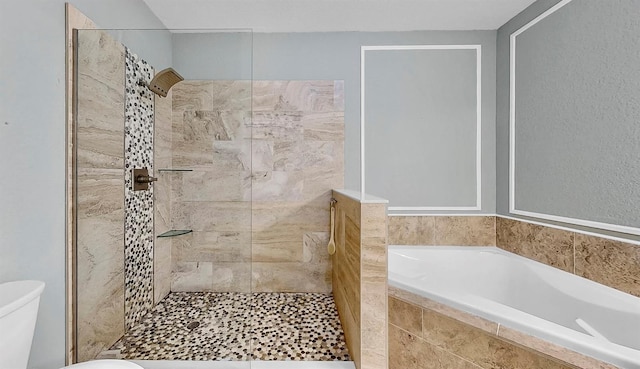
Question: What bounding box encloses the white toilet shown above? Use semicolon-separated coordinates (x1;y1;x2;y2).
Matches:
0;280;45;369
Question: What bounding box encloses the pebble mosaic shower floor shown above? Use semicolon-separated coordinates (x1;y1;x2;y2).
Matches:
111;292;351;361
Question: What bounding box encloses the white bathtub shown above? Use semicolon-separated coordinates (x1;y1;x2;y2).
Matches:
388;246;640;369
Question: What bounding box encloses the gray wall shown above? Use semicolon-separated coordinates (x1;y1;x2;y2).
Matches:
110;29;173;70
173;31;497;212
497;0;640;237
172;32;253;80
365;48;479;209
0;1;167;368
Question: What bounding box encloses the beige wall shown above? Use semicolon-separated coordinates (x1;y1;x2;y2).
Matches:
75;29;125;362
332;191;388;369
170;80;344;292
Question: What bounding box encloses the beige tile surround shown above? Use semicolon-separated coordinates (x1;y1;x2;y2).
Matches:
388;214;640;368
388;216;496;246
75;28;125;362
170;80;344;293
332;191;388;369
388;287;616;369
497;217;640;298
389;215;640;298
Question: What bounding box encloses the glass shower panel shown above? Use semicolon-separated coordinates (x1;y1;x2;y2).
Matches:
74;28;253;363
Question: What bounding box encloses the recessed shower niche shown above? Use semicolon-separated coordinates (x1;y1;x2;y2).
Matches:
73;27;347;364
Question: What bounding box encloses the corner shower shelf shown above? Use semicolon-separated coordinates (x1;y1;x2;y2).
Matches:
157;168;193;172
157;229;193;238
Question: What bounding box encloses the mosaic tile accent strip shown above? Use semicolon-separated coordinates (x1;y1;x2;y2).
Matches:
111;292;350;361
124;48;155;329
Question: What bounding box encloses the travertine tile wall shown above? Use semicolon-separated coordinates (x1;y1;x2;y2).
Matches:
332;191;388;369
388;290;580;369
170;80;344;292
154;90;172;303
496;217;640;298
388;216;496;246
75;29;126;362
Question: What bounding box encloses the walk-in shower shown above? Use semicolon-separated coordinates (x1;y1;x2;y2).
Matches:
72;26;348;365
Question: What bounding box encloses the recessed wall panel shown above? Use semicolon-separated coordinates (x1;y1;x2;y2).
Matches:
511;0;640;231
364;47;479;209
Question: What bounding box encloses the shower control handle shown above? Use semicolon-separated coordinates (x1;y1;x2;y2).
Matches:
132;168;156;191
136;175;157;184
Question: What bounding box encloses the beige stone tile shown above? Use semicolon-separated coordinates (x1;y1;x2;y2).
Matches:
302;112;345;141
76;30;125;91
172;231;251;263
361;279;388;369
211;80;251;110
389;324;481;369
171;139;214;168
154;176;172;234
171;261;213;291
272;140;343;172
389;296;422;337
303;232;330;264
183;110;251;142
211;139;252;171
175;170;251;202
389;286;498;335
388;216;435;245
76;278;124;362
362;237;387;285
76;168;124;361
172;81;214;111
76;168;124;219
302;167;344;202
361;203;387;237
211;262;251;292
575;234;640;297
251;171;305;202
251;261;331;293
183;110;231;141
332;191;362;220
155;90;173;171
496;217;574;272
334;284;360;366
251;140;274;171
251;233;303;262
76;73;125;170
343;213;362;318
498;326;616;369
251;111;304;141
421;308;572;369
154;238;171;303
434;216;496;246
173;201;251;232
252;80;337;112
251;201;329;232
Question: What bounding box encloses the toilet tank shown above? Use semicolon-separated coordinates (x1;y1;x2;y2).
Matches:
0;280;45;369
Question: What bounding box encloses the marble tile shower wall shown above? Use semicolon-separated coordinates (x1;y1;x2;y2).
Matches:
124;50;155;329
170;80;345;293
76;29;126;362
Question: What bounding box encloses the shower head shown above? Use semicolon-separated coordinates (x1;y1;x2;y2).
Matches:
140;68;184;97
